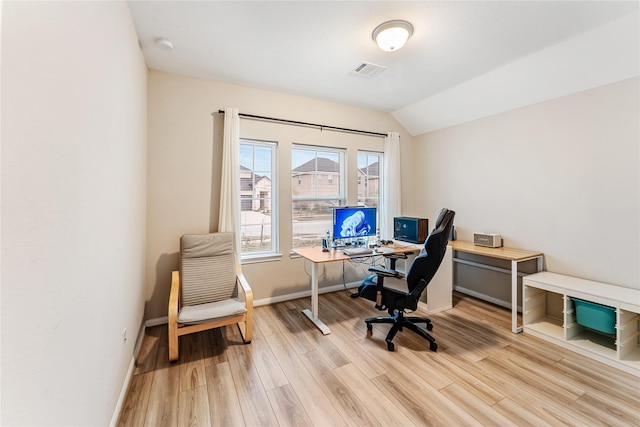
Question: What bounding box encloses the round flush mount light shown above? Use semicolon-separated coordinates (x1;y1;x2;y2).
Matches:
372;20;414;52
155;37;174;51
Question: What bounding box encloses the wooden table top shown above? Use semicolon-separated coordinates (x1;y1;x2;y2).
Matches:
292;243;421;264
450;240;543;261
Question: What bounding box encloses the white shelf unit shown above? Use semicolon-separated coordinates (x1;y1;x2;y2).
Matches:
523;272;639;377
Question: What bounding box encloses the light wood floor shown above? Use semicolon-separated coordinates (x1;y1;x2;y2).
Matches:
118;292;640;426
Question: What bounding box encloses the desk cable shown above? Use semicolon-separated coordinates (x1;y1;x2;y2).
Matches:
342;255;387;298
302;249;327;281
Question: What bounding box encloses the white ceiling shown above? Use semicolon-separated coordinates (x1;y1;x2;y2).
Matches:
128;1;639;135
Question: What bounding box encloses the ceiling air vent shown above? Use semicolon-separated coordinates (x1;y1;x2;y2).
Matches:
351;62;386;78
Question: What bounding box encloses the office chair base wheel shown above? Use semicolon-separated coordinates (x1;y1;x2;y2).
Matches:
386;341;395;351
366;323;373;331
430;342;438;351
427;323;433;331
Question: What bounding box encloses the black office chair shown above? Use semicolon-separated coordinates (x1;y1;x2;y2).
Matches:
357;208;455;351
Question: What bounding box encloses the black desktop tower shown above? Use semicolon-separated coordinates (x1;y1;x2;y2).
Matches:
393;217;429;244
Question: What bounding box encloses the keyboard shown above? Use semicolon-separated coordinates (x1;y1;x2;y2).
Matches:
343;247;373;256
374;247;394;254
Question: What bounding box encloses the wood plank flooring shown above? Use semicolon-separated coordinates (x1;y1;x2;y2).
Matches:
118;292;640;426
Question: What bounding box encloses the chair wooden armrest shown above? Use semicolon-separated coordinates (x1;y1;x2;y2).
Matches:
236;265;253;300
236;265;253;343
168;270;180;361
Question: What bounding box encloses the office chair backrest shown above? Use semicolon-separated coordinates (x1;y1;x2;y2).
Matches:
405;209;455;298
180;232;238;306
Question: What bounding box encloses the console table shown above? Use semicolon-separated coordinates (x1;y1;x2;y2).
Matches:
450;241;544;333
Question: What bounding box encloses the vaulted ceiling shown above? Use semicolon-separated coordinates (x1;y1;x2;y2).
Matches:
128;1;639;135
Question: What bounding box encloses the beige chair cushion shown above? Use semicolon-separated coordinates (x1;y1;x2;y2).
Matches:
180;232;238;307
178;297;247;325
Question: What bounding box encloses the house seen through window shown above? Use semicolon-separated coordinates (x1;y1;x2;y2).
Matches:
239;139;277;256
357;151;382;208
292;145;345;248
358;151;383;232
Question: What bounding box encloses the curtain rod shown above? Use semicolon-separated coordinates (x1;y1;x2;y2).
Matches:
216;110;387;138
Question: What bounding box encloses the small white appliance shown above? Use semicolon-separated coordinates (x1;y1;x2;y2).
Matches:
473;232;502;248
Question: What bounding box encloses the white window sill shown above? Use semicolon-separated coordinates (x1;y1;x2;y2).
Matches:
241;253;283;264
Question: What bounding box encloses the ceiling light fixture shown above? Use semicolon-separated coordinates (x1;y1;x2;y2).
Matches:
372;20;414;52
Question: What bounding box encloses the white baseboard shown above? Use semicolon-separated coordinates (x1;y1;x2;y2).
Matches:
110;319;147;427
110;356;136;427
146;316;168;327
253;281;360;307
144;281;361;327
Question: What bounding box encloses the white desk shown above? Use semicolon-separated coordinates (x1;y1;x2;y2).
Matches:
292;244;422;334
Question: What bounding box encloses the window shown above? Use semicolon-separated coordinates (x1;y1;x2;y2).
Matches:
239;140;277;256
358;151;383;228
292;145;345;248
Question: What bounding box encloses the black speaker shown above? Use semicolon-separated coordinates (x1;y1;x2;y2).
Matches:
393;217;429;243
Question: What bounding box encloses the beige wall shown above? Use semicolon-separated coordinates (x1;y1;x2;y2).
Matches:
146;71;413;320
413;77;639;290
1;2;147;425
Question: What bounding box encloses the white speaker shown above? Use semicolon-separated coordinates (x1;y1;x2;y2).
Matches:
473;232;502;248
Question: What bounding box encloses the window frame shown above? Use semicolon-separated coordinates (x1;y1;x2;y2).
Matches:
239;138;279;260
357;150;384;234
291;144;346;248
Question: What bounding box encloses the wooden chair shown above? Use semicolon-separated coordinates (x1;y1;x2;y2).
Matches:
168;232;253;362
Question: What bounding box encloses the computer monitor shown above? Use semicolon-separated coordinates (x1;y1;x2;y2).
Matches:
332;206;377;239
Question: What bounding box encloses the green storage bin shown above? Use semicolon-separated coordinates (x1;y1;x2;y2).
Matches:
570;297;616;335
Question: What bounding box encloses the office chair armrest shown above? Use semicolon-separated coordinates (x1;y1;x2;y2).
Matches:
368;265;402;279
368;266;402;310
383;252;406;270
383;253;407;260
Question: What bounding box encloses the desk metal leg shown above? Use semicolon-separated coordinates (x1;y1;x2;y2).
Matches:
511;260;521;333
301;261;331;335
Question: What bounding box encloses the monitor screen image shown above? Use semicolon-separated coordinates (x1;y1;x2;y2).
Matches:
333;206;377;239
